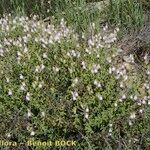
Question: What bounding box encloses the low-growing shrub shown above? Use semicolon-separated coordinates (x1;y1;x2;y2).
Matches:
0;15;149;149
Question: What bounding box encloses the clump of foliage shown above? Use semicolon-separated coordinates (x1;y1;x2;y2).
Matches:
106;0;145;28
0;15;149;149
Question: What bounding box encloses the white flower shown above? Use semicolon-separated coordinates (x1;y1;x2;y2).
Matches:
26;92;30;101
30;131;35;136
97;83;102;88
6;77;9;83
91;68;98;73
81;61;86;69
35;65;40;72
130;95;133;99
114;102;117;107
74;91;78;97
23;36;28;43
144;83;149;90
139;109;144;113
111;67;116;72
119;71;124;76
41;111;45;117
42;44;46;49
144;54;149;64
85;107;89;113
24;47;28;53
115;27;120;32
6;133;11;138
8;89;12;96
108;133;112;136
91;22;95;29
109;128;112;133
19;74;24;80
97;54;100;58
84;113;89;119
53;66;60;73
120;82;124;88
67;52;71;57
103;24;108;31
94;80;102;88
40;64;45;70
121;94;126;100
32;81;37;88
17;56;21;63
109;124;112;127
129;54;134;63
69;68;73;74
43;52;48;59
130;112;136;119
91;64;100;74
146;70;150;75
72;78;78;87
142;100;146;104
85;48;91;54
97;93;103;100
123;75;128;81
0;48;4;56
72;91;78;101
74;78;78;84
129;120;132;126
20;85;25;91
94;80;98;85
107;57;112;63
17;51;22;57
71;50;77;57
76;52;80;58
119;99;123;102
27;109;32;117
88;39;94;46
109;67;112;74
133;95;138;100
38;83;43;88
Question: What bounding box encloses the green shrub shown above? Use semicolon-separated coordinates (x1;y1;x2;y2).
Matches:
0;15;149;149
